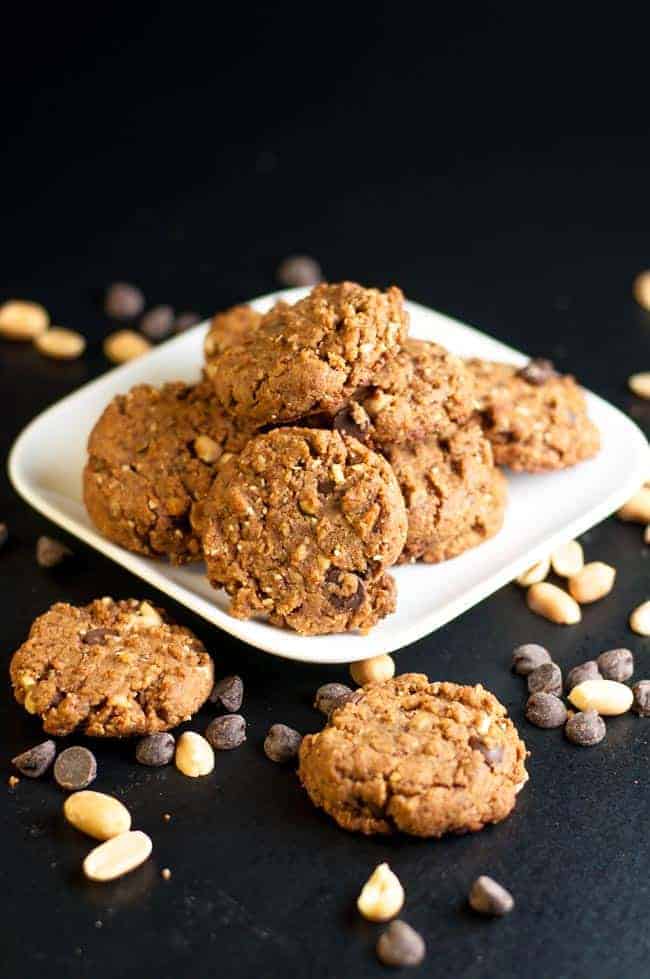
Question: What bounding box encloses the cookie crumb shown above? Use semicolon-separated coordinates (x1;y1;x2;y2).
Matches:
163;812;172;822
8;775;20;789
36;535;72;568
161;868;172;881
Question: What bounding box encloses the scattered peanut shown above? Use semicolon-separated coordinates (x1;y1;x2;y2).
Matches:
568;679;634;716
83;830;152;882
34;327;86;360
174;731;215;777
0;300;49;340
515;557;550;587
103;329;151;364
568;562;616;604
550;540;584;577
628;372;650;399
633;270;650;311
630;600;650;636
350;654;395;686
617;487;650;523
64;791;131;841
526;582;581;625
357;863;405;922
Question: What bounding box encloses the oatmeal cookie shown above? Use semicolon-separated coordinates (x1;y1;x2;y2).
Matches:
204;304;263;359
198;427;407;635
467;358;600;471
10;598;214;737
298;673;528;837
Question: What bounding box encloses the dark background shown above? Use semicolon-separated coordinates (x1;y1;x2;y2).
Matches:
2;4;650;977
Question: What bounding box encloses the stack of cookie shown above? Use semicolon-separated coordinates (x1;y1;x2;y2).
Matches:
83;281;600;636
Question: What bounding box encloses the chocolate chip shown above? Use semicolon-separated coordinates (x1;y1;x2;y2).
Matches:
0;523;8;551
325;568;365;611
565;709;606;746
527;662;562;696
317;478;336;495
140;304;174;340
517;358;557;385
12;740;56;778
332;405;370;443
104;282;145;320
511;643;552;675
54;746;97;790
135;733;175;767
83;627;117;646
597;648;634;682
209;675;244;712
376;920;426;968
632;680;650;716
469;876;514;916
525;692;567;729
264;724;302;763
469;736;504;767
276;254;322;287
314;682;354;717
174;311;201;333
36;535;72;568
205;714;246;750
566;660;601;691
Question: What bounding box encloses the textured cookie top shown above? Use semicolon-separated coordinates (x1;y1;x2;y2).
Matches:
84;379;252;563
467;358;600;472
206;282;409;427
10;599;214;737
198;427;407;635
298;673;527;837
204;304;263;359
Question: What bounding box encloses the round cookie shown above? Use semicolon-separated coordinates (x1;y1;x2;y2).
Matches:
206;282;409;427
386;422;507;564
204;304;263;359
198;427;407;635
84;379;252;564
467;357;601;472
10;598;214;737
298;673;528;837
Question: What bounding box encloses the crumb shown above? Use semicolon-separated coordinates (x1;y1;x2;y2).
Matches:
8;775;19;789
161;868;172;880
163;812;172;822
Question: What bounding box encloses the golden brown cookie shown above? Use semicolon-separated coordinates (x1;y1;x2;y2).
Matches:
386;422;507;563
206;282;409;427
10;599;214;737
298;673;528;837
467;357;600;472
198;427;407;635
204;304;263;359
84;379;252;564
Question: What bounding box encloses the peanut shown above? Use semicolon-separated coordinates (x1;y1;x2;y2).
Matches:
633;270;650;311
630;600;650;636
83;830;152;882
550;540;584;577
103;329;151;364
357;863;404;922
568;679;633;716
34;327;86;360
194;435;220;463
515;557;550;587
350;654;395;687
617;487;650;524
63;790;131;841
0;300;49;340
567;562;616;604
175;731;214;777
526;582;581;624
628;372;650;399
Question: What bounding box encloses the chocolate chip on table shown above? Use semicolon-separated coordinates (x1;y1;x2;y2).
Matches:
325;568;365;611
597;648;634;682
205;714;246;750
517;358;557;385
468;876;514;916
104;282;145;320
276;254;322;287
376;920;426;968
468;736;504;767
54;746;97;790
632;680;650;716
314;682;354;716
511;643;552;675
209;675;244;713
140;304;175;340
525;692;568;729
135;733;176;767
332;405;370;442
36;535;72;568
565;709;606;746
527;662;562;696
12;740;56;778
0;522;8;551
264;724;302;763
174;311;201;333
83;627;118;645
566;660;601;691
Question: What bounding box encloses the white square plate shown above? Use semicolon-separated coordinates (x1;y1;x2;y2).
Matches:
8;289;648;663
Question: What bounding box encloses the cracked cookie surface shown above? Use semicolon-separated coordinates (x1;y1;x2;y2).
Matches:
467;358;600;471
298;673;527;837
83;379;252;563
204;304;263;359
10;598;214;737
198;427;407;635
206;282;409;427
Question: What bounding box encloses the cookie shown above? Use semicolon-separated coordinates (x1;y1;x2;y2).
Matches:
84;379;251;564
198;427;407;635
386;422;507;563
10;599;214;737
204;304;263;359
298;673;527;837
467;358;600;471
206;282;409;427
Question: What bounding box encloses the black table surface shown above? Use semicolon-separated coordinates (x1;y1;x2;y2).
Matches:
3;6;650;978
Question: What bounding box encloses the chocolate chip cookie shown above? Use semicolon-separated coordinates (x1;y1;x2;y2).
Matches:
198;427;407;635
386;422;507;563
84;379;251;563
467;358;600;471
206;282;409;427
204;304;263;359
298;673;527;836
10;599;214;737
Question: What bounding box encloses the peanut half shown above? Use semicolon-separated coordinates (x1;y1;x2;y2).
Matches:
550;540;584;577
617;487;650;524
630;600;650;636
103;329;151;364
515;557;550;587
569;679;633;716
526;582;581;624
350;654;395;687
35;327;86;360
568;562;616;604
357;863;405;922
0;300;49;340
83;830;152;882
628;372;650;399
64;790;131;841
175;731;215;777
